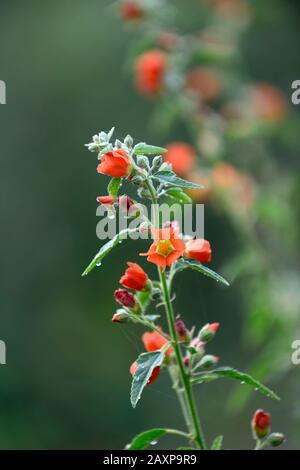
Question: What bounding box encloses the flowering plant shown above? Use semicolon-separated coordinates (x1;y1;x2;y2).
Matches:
83;127;284;450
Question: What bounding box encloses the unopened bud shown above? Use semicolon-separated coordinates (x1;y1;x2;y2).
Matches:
199;322;220;342
114;289;136;308
175;315;188;341
251;410;271;439
267;433;285;447
118;195;135;212
183;355;190;367
131;175;144;186
197;354;219;369
115;139;123;148
152;155;163;170
137;155;150;170
112;310;129;323
189;337;205;355
124;134;133;148
159;162;172;172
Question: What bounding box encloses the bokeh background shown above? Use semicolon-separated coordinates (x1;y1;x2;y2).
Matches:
0;0;299;450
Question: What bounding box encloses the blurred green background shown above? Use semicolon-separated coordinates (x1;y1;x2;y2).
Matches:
0;0;299;450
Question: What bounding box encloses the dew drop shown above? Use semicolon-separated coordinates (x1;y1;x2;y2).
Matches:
150;441;158;446
240;381;245;385
96;262;102;267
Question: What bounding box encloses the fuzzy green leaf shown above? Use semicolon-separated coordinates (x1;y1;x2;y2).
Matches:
191;374;219;384
211;436;223;450
81;228;137;276
164;187;193;204
192;367;280;401
153;171;202;189
107;177;121;198
125;428;167;450
130;351;164;408
177;259;230;287
134;143;167;155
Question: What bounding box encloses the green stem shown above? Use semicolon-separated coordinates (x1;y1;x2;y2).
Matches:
168;366;193;434
145;178;207;450
159;267;207;450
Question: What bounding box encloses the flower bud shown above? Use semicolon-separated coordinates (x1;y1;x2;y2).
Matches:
96;195;115;206
252;410;271;439
198;322;220;342
183;355;190;367
159;162;172;172
175;315;188;341
267;432;285;447
124;134;133;148
197;354;219;369
151;155;163;171
114;289;136;308
137;155;150;170
118;195;135;211
131;175;145;186
112;310;129;323
189;337;205;355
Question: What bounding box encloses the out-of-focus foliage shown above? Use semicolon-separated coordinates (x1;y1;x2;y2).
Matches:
0;0;299;450
117;0;300;419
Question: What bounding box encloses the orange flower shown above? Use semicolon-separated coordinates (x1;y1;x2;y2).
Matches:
96;195;115;205
120;262;148;291
97;149;131;178
142;330;173;356
120;2;144;21
250;82;288;122
135;49;167;96
140;227;186;271
185;239;212;263
164;142;196;176
130;361;160;385
185;67;222;103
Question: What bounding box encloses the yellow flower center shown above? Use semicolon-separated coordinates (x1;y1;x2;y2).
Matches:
156;240;174;258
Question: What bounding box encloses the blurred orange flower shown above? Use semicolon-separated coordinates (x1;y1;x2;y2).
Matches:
164;142;196;176
186;67;222;103
135;49;167;96
250;82;288;122
120;2;144;21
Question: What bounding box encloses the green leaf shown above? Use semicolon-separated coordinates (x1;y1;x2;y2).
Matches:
211;436;223;450
177;259;230;287
125;428;167;450
131;351;165;408
81;228;137;276
153;171;202;189
164;187;193;204
192;374;219;384
195;367;280;401
107;177;121;198
134;143;167;155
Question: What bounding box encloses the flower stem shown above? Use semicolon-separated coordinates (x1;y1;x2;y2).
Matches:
159;267;207;450
145;178;207;450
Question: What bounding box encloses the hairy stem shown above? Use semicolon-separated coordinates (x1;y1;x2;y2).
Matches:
145;178;207;450
159;267;207;450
